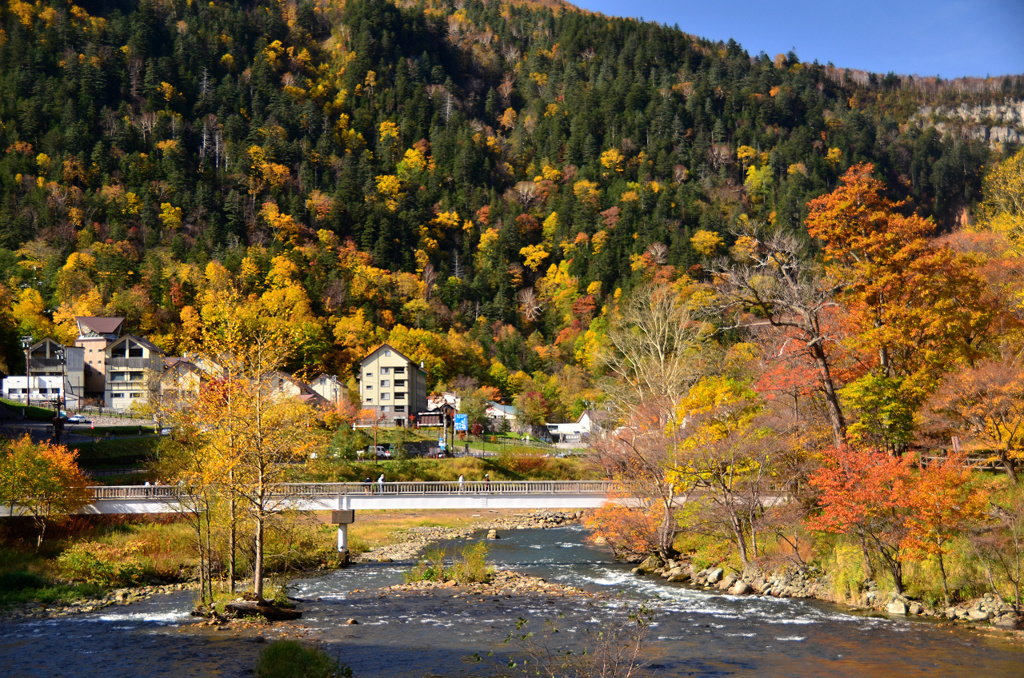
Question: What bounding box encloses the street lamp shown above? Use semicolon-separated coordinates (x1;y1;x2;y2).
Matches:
20;335;33;407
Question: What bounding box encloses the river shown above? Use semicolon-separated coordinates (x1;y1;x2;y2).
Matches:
1;525;1022;677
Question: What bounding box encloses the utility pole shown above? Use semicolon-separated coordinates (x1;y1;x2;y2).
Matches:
20;336;33;408
52;345;65;444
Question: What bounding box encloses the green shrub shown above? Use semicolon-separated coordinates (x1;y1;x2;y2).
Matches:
406;547;448;583
405;543;492;585
255;640;350;678
56;541;145;587
451;541;492;584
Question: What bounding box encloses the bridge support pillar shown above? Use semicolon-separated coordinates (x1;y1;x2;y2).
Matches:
337;523;348;552
331;507;355;561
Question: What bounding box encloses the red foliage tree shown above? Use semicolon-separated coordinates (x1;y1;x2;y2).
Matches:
806;446;915;593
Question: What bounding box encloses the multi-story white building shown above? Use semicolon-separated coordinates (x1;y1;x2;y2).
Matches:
357;344;427;427
104;334;165;411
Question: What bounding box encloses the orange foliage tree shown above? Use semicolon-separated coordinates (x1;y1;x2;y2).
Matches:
589;401;693;560
927;355;1024;483
904;452;989;605
806;164;995;450
0;435;90;549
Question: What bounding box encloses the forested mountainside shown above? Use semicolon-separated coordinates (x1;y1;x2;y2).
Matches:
0;0;1020;410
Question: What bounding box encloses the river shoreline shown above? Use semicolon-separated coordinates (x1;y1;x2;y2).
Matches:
3;520;1024;678
0;509;584;622
6;509;1021;646
627;553;1024;640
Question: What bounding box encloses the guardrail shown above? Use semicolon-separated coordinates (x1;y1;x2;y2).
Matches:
87;480;615;501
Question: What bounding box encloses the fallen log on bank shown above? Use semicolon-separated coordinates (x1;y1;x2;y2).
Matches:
224;600;302;621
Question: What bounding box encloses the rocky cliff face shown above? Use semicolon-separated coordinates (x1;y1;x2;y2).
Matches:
919;99;1024;146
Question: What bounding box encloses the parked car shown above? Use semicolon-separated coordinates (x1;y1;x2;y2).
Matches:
66;415;91;424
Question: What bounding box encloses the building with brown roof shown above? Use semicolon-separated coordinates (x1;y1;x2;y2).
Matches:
74;316;124;396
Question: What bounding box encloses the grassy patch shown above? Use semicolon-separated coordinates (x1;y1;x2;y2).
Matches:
0;570;106;607
73;437;160;468
0;398;55;421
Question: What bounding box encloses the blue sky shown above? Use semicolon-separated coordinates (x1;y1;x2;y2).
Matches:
572;1;1024;79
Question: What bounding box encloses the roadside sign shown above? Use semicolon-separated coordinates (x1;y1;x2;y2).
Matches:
439;436;446;450
454;413;468;432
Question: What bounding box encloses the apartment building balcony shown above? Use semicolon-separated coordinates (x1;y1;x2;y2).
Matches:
28;358;65;369
107;381;148;391
108;357;153;369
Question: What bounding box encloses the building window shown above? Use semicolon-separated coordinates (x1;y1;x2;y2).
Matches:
394;405;405;413
381;367;390;375
381;393;390;400
113;393;125;398
395;380;406;388
395;392;406;400
385;349;391;356
365;397;373;403
394;366;405;375
381;380;390;387
365;385;373;390
365;371;373;377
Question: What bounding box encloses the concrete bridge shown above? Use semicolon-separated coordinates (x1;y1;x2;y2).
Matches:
81;480;616;515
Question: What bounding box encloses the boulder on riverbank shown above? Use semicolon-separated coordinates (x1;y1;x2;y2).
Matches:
633;556;1023;632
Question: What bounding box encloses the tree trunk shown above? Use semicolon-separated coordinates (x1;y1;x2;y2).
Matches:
254;511;265;601
229;489;236;593
658;497;677;560
999;451;1018;484
858;535;875;580
810;343;846;448
204;509;214;604
195;516;207;605
938;550;950;608
731;515;749;569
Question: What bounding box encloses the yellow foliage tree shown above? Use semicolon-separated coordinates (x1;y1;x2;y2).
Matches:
600;148;625;173
519;244;549;272
53;287;105;344
980;148;1024;247
259;202;301;246
691;229;724;256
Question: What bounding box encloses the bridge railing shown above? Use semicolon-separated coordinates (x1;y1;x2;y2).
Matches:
87;480;615;501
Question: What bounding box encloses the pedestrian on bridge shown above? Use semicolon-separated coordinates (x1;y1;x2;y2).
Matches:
458;474;464;492
484;473;490;492
377;474;385;492
364;477;371;494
